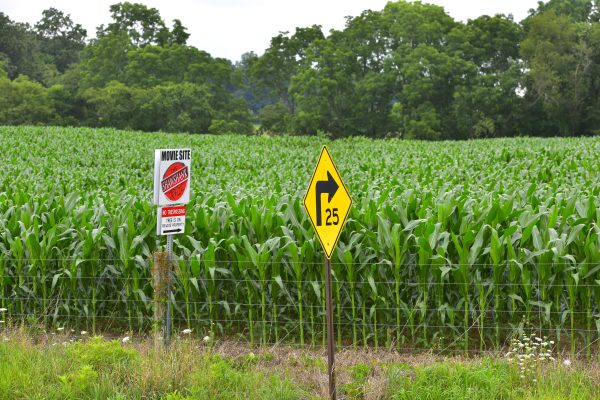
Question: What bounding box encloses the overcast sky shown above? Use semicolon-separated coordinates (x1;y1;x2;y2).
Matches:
2;0;542;61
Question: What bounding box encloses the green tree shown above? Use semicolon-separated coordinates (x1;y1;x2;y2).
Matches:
290;1;465;138
290;10;398;137
258;102;292;134
168;19;189;45
394;45;475;139
98;2;167;47
448;14;522;73
447;15;525;138
0;12;53;83
521;10;591;135
290;34;358;136
35;8;87;73
527;0;595;22
453;66;525;139
251;25;324;113
47;83;81;125
381;0;457;50
0;73;54;124
77;31;133;90
132;82;215;133
83;80;137;128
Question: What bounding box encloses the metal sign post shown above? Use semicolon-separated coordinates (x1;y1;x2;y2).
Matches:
303;145;352;400
324;256;336;399
164;234;173;345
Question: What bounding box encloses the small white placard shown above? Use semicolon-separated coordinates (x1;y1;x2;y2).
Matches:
157;205;186;236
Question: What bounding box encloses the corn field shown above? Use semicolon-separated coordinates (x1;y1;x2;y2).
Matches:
1;126;600;355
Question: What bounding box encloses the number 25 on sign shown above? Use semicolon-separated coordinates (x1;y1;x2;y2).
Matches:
303;145;352;259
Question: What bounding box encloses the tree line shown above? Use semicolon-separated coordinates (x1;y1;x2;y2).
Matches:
1;0;600;139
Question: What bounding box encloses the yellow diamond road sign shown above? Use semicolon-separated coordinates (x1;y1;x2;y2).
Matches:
304;145;352;259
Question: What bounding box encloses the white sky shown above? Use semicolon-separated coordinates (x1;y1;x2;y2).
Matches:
1;0;542;61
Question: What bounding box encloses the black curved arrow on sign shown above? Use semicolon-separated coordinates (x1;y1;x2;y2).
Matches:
316;171;339;226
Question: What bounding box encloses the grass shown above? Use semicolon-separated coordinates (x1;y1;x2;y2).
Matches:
385;359;599;400
0;329;302;400
0;328;598;399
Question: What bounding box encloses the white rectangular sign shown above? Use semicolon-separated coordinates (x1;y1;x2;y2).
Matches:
157;205;186;235
153;149;192;206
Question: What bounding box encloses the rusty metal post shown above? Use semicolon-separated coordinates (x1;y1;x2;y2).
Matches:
324;256;336;400
164;234;173;346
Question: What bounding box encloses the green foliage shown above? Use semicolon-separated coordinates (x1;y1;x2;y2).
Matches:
6;1;600;138
58;365;99;398
66;337;139;371
249;25;324;111
47;83;81;125
34;8;87;73
385;358;600;399
208;119;247;135
0;12;56;83
77;31;133;89
386;360;515;399
521;10;584;136
74;32;250;133
526;0;595;22
0;336;306;399
165;392;192;400
189;357;302;400
285;1;514;138
97;2;182;47
0;74;54;124
0;335;598;399
84;80;137;129
258;102;291;134
341;363;372;399
133;82;215;133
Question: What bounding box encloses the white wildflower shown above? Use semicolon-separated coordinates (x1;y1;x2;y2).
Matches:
562;359;571;367
80;331;88;335
0;308;6;313
122;336;130;343
182;328;192;335
57;327;64;332
203;335;210;343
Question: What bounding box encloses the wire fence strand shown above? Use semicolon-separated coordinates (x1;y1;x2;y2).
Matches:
1;257;600;356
